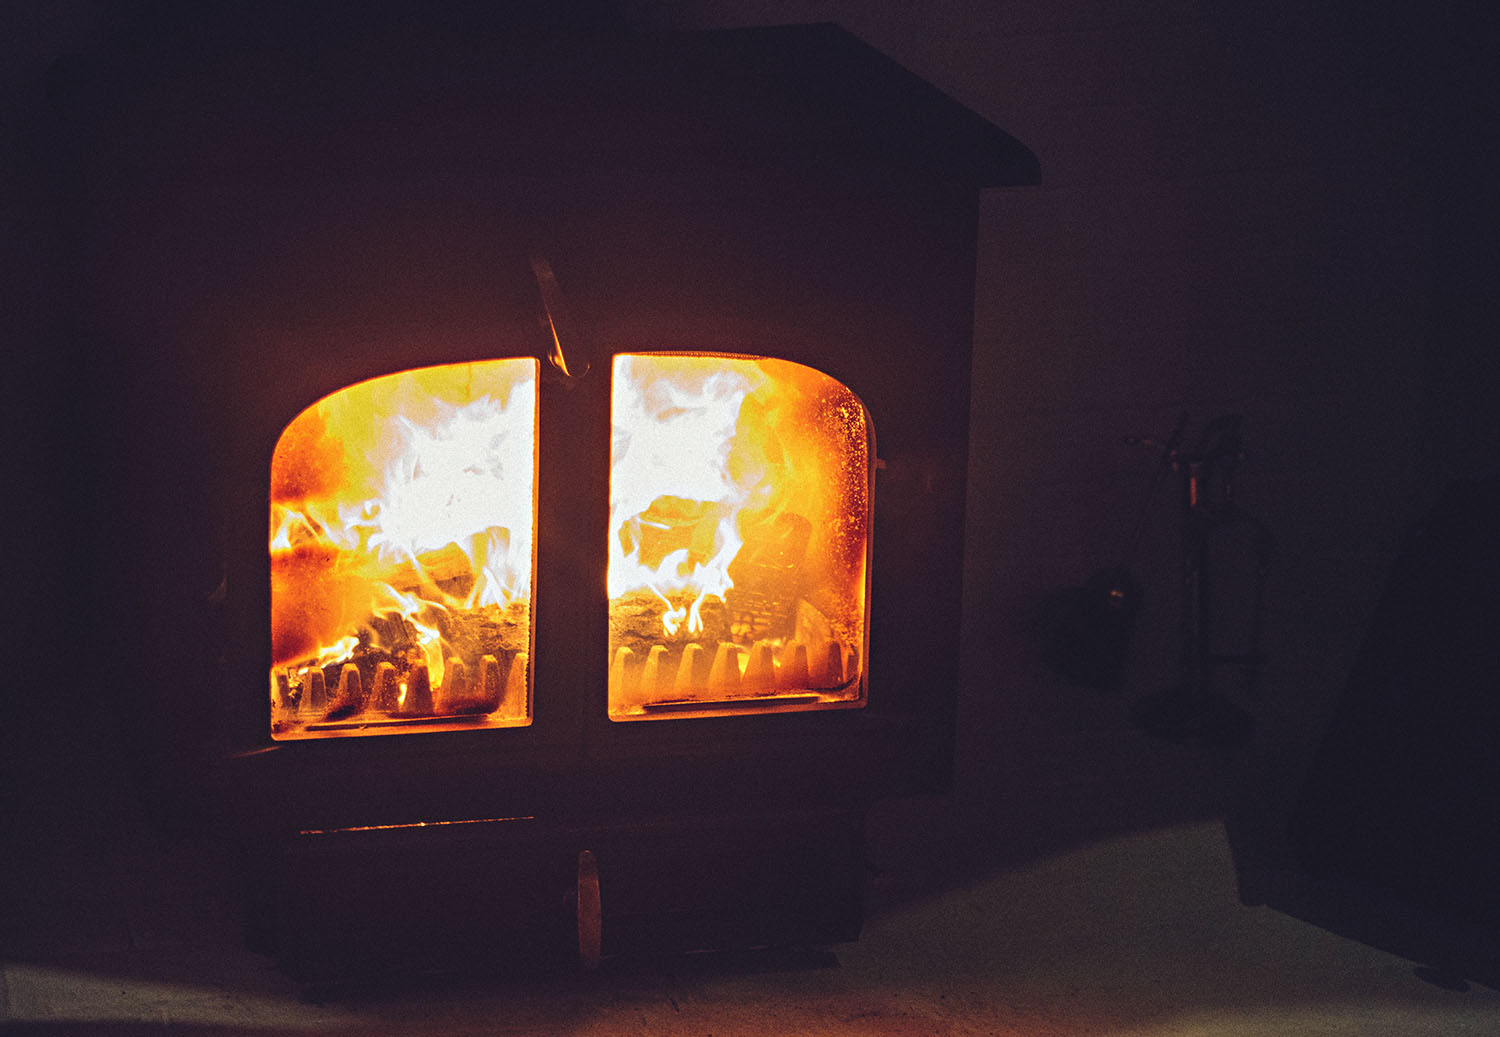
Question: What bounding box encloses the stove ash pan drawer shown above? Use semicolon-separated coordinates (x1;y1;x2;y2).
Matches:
252;808;865;979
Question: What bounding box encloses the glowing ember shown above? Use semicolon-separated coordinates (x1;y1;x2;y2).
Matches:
269;360;537;739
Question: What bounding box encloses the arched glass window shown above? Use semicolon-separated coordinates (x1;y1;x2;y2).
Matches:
268;360;538;739
607;354;872;720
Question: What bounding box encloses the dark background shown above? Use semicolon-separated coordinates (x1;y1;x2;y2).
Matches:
4;0;1498;975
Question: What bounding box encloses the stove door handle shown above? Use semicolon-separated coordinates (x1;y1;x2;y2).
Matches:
531;256;595;382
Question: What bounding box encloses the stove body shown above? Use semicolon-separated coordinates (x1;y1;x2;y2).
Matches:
85;24;1037;973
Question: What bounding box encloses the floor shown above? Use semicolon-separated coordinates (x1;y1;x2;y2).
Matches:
6;740;1500;1036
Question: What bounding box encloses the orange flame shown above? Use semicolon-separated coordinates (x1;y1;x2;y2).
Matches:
269;360;537;738
607;354;871;719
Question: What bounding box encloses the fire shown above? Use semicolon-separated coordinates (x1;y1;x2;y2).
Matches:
607;354;871;719
269;360;537;738
265;351;869;734
608;359;755;636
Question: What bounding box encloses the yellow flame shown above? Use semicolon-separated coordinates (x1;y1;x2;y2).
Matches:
269;360;537;735
608;357;757;635
605;353;873;717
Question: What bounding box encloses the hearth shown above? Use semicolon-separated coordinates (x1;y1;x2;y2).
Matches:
83;22;1037;975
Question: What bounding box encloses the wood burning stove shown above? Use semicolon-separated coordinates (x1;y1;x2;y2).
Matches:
84;22;1037;975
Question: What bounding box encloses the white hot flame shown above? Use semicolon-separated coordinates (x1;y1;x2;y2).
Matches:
270;362;536;685
608;356;759;635
348;381;536;605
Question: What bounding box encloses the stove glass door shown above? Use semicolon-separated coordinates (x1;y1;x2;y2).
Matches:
269;359;538;739
607;354;871;720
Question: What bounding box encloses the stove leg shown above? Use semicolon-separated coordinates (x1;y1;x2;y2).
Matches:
577;849;602;970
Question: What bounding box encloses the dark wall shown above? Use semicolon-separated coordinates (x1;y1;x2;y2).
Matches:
643;0;1499;881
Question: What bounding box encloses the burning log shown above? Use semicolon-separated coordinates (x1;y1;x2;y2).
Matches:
438;601;531;664
278;600;533;722
609;591;729;651
386;543;478;600
723;513;811;642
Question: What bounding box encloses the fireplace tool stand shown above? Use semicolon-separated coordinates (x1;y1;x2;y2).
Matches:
1130;414;1272;747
